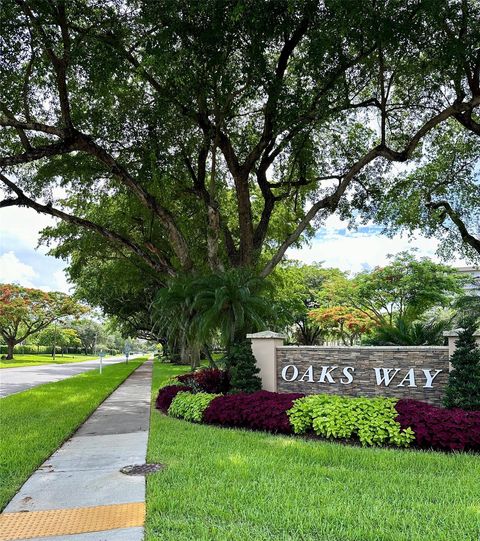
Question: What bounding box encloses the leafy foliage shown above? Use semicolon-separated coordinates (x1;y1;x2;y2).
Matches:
370;123;480;262
155;385;193;414
1;0;480;313
154;269;272;366
309;305;376;345
318;253;464;340
35;326;81;356
287;395;414;447
176;368;231;394
270;263;345;344
168;391;220;423
203;391;304;434
353;253;463;324
365;316;452;346
227;341;261;393
395;399;480;451
0;284;85;359
444;320;480;410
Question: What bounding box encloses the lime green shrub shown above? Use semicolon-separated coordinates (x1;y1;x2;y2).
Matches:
287;395;414;447
168;391;220;422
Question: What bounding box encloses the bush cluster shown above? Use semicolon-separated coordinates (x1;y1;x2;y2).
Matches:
176;368;231;393
155;385;192;413
203;391;305;433
395;399;480;451
444;321;480;410
156;386;479;453
287;395;415;447
226;341;262;393
168;391;220;422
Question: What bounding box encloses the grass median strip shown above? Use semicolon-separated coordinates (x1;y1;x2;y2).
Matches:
0;354;118;369
0;358;145;510
146;362;480;541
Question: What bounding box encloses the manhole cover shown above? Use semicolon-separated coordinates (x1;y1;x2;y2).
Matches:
120;463;164;476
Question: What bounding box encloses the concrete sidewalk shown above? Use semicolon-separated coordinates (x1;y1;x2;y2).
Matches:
0;361;153;541
0;355;142;398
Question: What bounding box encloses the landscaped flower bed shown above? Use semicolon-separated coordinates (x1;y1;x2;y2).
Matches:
395;399;480;451
155;369;480;452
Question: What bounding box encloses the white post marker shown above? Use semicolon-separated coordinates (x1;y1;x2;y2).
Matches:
99;350;105;374
124;344;131;364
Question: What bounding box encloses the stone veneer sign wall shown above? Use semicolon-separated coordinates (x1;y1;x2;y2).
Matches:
248;332;450;406
276;346;449;405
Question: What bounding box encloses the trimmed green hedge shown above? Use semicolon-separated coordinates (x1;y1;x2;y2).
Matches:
287;395;414;447
168;391;220;422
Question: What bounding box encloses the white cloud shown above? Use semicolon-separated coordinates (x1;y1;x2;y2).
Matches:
53;270;72;293
0;251;38;286
286;216;468;273
0;207;56;252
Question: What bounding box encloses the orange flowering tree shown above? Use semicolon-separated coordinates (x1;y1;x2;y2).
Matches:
0;284;85;359
308;306;377;346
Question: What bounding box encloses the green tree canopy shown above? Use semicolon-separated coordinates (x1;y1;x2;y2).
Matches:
270;261;345;344
319;252;465;325
36;325;81;357
367;122;480;261
0;284;85;359
1;0;479;292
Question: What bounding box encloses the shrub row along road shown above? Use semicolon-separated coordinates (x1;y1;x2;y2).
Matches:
0;355;142;398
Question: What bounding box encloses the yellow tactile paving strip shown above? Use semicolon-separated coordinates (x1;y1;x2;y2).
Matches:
0;502;145;541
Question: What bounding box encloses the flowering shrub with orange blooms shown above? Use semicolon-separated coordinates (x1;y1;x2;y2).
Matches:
0;284;85;359
308;306;376;345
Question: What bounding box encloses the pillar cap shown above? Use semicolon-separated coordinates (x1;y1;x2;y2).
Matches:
246;331;286;340
443;329;480;337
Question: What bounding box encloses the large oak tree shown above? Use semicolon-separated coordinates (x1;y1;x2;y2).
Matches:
1;0;479;333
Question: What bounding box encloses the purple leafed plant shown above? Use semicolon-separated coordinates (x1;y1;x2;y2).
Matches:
203;390;305;434
395;399;480;451
156;385;192;413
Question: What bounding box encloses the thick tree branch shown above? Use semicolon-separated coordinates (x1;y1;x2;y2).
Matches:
0;107;32;150
454;110;480;135
0;172;175;275
428;200;480;255
0;116;65;137
260;96;480;277
0;140;79;166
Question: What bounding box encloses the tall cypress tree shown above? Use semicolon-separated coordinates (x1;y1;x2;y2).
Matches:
228;341;262;393
444;319;480;410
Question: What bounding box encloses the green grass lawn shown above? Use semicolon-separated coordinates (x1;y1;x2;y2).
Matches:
146;362;480;541
0;359;145;510
0;353;117;369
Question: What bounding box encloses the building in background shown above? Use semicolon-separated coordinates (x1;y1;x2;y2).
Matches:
456;267;480;296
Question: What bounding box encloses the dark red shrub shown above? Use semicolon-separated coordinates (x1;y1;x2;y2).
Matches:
176;368;231;393
155;385;192;413
395;399;480;452
176;372;195;384
203;390;304;434
194;368;231;393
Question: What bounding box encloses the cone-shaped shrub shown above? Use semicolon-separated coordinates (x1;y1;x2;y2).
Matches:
228;341;261;393
444;320;480;410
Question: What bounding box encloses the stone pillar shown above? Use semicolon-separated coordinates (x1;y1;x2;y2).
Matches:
443;329;480;357
246;331;285;392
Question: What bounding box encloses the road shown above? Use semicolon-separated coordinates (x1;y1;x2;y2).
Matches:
0;355;142;398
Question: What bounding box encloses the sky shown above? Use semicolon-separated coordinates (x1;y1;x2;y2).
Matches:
0;205;469;294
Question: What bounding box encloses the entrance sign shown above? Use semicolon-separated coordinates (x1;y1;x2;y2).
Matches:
247;332;450;406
